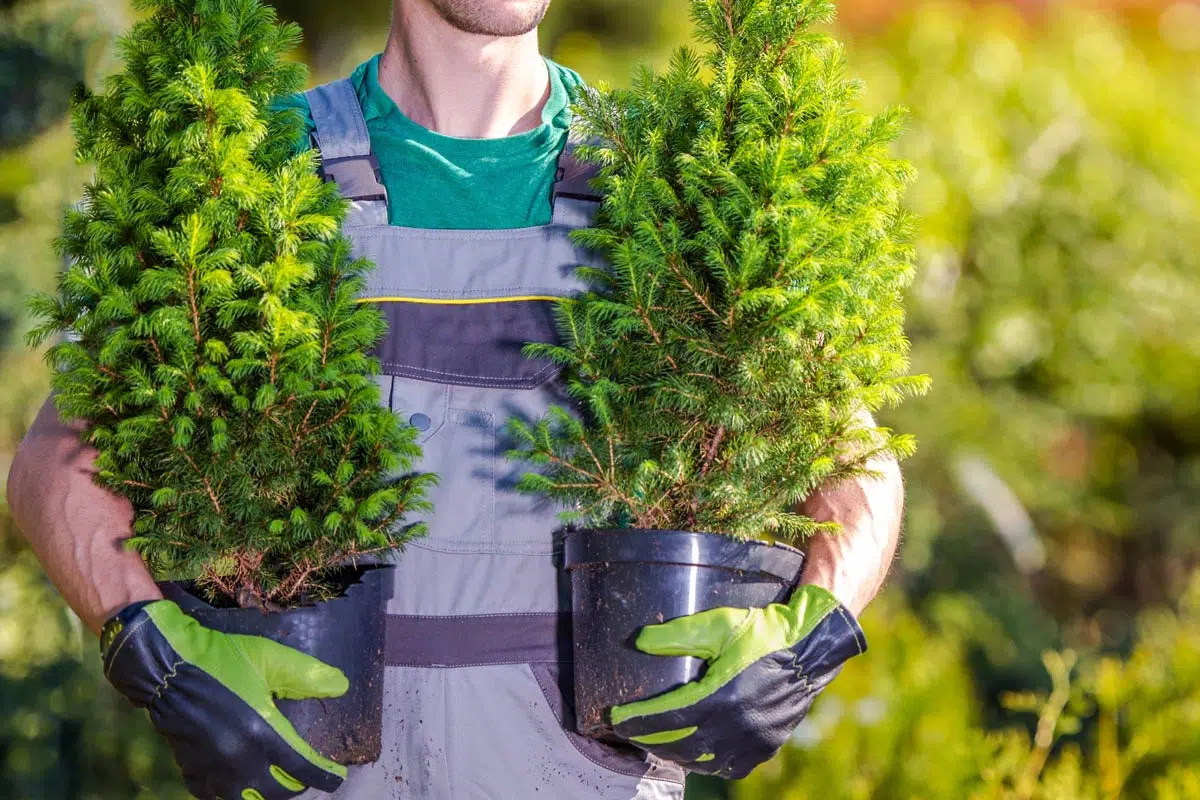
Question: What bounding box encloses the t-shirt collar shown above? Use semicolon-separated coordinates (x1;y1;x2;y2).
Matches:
358;53;563;159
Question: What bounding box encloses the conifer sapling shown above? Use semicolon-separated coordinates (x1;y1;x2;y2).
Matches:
509;0;928;541
27;0;433;607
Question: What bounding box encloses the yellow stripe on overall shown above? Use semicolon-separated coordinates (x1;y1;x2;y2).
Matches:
357;295;562;305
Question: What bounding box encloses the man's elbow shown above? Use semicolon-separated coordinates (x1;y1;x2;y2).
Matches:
8;419;41;534
7;398;68;535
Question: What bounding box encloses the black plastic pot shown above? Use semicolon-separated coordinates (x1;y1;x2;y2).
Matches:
158;564;394;765
564;529;805;740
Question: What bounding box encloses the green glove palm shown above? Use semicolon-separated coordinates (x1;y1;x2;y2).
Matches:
610;585;866;778
102;600;348;799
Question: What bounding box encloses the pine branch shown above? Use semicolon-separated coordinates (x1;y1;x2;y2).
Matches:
30;0;431;604
509;0;926;540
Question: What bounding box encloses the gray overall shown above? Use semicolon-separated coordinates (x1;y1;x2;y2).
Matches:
298;80;687;800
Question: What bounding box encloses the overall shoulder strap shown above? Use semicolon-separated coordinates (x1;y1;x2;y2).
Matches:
305;79;389;226
550;121;603;228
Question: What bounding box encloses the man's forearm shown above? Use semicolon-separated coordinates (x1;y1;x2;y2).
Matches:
799;453;903;617
7;398;161;635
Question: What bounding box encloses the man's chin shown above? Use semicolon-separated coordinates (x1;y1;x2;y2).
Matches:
429;0;552;37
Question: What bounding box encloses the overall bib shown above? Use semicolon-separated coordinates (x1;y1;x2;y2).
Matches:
298;80;687;800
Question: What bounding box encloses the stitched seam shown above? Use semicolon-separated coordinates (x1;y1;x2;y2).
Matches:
384;374;540;389
380;362;556;382
527;665;658;782
386;658;566;669
446;407;494;425
388;612;562;620
338;80;370;157
348;225;577;241
835;607;867;655
789;652;812;688
308;82;365;161
551;199;599;226
364;286;582;298
380;364;556;390
228;636;269;703
103;614;152;680
151;658;185;701
409;538;554;554
385;659;569;666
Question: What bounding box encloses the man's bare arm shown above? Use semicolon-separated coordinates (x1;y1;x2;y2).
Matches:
6;397;161;635
799;419;905;617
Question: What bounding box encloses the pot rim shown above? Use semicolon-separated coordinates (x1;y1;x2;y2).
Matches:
158;562;396;616
563;527;804;583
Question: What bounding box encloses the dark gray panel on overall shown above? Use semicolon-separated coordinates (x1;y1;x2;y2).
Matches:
371;300;561;389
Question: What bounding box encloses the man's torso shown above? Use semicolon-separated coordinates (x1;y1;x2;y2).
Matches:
290;62;687;800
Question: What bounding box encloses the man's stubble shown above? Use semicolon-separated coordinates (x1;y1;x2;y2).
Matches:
423;0;552;37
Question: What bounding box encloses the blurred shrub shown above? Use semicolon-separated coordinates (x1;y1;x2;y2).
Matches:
0;0;131;378
0;552;186;799
6;1;1200;797
0;2;185;797
738;593;988;798
848;4;1200;645
735;574;1200;799
727;11;1200;796
0;0;129;148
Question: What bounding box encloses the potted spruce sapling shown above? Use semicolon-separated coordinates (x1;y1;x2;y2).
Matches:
508;0;927;738
26;0;433;764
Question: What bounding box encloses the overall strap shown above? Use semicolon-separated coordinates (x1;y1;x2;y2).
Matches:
304;79;389;227
550;123;603;228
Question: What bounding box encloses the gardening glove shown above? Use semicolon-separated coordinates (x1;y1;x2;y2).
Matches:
610;584;866;779
101;600;348;800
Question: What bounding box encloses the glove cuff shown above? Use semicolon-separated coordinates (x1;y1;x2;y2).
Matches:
99;600;158;657
787;599;867;694
101;599;180;707
832;602;868;658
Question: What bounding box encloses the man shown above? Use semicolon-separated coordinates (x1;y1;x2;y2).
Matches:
7;0;904;797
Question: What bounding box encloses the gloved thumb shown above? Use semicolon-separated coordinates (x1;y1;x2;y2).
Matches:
635;606;753;661
235;634;350;700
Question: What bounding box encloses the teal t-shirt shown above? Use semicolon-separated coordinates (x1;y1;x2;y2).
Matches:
277;55;585;229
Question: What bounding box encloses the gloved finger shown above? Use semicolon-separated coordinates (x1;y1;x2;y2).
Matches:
231;756;318;800
633;606;753;660
683;752;747;779
619;724;712;766
611;640;748;732
235;770;304;800
267;726;347;794
233;635;349;701
268;765;308;793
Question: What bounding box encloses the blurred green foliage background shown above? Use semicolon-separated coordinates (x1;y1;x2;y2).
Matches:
3;0;1200;797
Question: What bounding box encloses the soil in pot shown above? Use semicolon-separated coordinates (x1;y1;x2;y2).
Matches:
158;563;395;764
564;529;805;740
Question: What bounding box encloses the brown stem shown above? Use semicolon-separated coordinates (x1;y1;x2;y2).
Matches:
292;399;321;456
542;450;642;517
178;448;221;515
698;425;726;480
185;268;202;347
634;306;678;370
666;254;721;323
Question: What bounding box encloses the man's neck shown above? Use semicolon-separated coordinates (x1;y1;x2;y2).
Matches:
379;2;550;139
